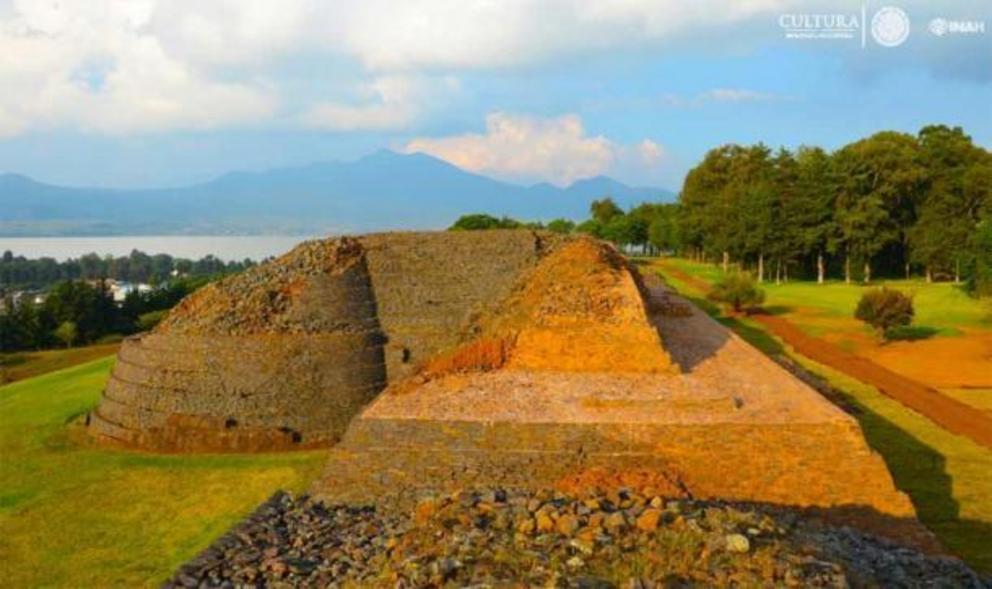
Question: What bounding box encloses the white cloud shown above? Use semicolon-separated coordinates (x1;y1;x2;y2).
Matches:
0;0;276;136
699;88;779;102
403;112;666;186
3;0;987;137
301;76;459;132
0;0;803;136
331;0;797;71
654;88;783;109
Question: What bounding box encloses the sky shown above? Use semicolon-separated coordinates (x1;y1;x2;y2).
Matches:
0;0;989;192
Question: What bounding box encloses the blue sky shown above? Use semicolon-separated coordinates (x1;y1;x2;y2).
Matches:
0;0;988;192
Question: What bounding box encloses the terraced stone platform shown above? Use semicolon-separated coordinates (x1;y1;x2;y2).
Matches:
312;276;926;546
86;229;928;550
88;231;674;451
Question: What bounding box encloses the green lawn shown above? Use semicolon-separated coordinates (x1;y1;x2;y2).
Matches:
0;343;122;385
785;347;992;574
0;357;325;587
657;257;992;338
651;258;992;574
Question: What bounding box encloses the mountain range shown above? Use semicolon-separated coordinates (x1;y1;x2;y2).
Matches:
0;150;675;236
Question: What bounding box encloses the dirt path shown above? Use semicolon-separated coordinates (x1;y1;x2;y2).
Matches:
655;261;992;450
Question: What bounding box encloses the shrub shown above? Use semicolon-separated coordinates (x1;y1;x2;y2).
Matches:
448;214;521;231
707;272;765;314
855;287;914;338
54;321;78;348
136;310;167;332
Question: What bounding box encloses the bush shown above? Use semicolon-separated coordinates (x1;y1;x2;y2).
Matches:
707;272;765;314
855;287;914;338
136;310;167;332
54;321;78;348
448;214;521;231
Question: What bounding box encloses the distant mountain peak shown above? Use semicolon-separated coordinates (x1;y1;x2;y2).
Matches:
0;154;675;236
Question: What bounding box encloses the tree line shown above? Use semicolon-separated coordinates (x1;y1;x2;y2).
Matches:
450;124;992;296
0;276;216;352
0;249;256;291
448;200;680;255
679;125;992;290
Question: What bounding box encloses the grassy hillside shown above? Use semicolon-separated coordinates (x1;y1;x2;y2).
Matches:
0;357;324;587
650;258;992;573
0;343;121;385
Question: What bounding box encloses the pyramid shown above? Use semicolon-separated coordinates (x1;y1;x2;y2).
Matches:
88;230;924;546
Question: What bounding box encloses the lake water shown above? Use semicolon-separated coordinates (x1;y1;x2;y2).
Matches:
0;235;319;262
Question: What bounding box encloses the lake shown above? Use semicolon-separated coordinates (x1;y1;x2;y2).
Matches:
0;235;319;262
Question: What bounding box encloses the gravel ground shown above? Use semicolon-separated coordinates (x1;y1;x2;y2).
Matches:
166;488;989;588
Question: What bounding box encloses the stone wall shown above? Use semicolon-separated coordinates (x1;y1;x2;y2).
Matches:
358;230;555;380
89;242;389;451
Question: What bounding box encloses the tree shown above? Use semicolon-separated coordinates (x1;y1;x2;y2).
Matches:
855;288;914;339
834;132;926;281
590;198;623;224
647;204;681;254
601;214;648;251
546;218;575;234
707;272;766;314
911;126;989;282
575;218;604;238
788;146;837;283
448;214;521;231
968;216;992;297
54;321;79;348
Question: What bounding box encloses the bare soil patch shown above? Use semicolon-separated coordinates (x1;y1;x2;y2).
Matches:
754;313;992;450
866;332;992;389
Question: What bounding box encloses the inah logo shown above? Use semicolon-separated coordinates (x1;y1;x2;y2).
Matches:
871;6;911;47
928;17;986;37
929;18;949;36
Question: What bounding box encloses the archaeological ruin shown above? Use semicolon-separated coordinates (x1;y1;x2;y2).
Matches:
88;229;927;547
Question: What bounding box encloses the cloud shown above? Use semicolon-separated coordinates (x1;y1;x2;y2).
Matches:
1;0;984;137
301;76;459;132
0;0;800;136
655;88;784;109
142;0;797;71
699;88;779;102
0;0;276;136
403;112;666;186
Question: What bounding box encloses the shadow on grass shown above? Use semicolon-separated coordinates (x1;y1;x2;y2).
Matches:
720;317;785;356
673;290;786;357
763;305;793;317
658;267;992;573
884;325;940;342
776;352;992;574
841;385;992;573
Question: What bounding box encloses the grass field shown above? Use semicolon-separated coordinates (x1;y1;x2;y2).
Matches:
0;343;122;385
650;257;992;574
652;257;992;395
0;357;325;587
655;257;992;336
